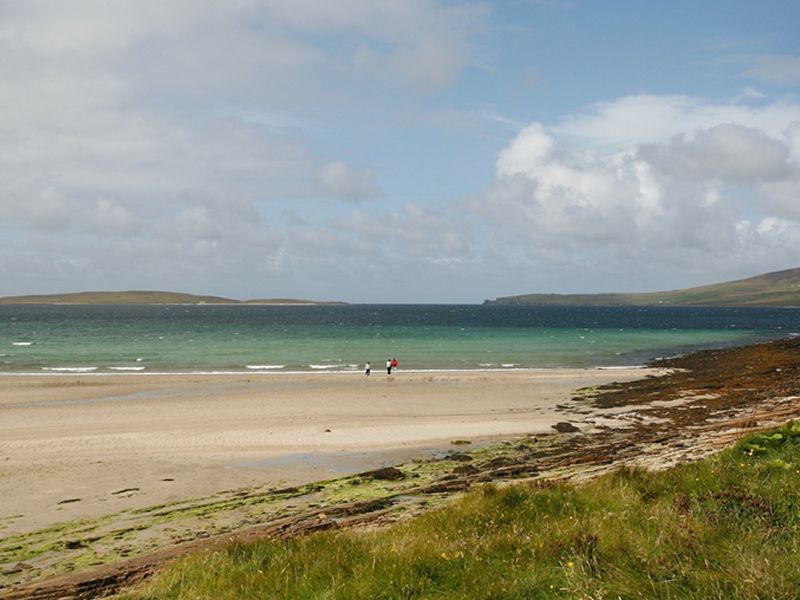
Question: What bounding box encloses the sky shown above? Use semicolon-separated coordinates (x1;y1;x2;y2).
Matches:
1;1;800;303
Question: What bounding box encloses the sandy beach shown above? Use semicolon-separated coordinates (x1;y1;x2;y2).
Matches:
0;368;655;535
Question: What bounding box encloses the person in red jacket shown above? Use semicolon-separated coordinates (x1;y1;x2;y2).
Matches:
391;357;398;373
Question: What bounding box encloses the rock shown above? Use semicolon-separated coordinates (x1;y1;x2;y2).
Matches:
446;452;473;462
452;464;479;476
1;562;33;575
450;439;471;445
553;422;580;433
360;466;405;481
422;480;472;494
481;456;513;469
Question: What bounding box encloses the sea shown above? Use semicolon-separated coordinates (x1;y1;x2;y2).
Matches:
0;304;799;375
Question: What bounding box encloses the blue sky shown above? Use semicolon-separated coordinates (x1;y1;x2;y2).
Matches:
1;1;799;302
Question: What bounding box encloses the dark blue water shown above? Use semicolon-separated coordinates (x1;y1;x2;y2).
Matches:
0;304;798;373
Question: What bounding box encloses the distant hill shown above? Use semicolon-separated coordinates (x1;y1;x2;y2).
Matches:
0;291;346;305
484;267;800;307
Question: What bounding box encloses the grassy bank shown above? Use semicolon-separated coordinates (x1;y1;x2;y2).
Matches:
122;423;800;599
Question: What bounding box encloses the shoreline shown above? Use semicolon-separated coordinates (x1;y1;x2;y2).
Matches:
0;365;648;377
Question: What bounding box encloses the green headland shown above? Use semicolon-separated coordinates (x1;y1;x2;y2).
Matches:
485;266;800;307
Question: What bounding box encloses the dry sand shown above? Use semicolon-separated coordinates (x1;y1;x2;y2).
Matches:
0;369;656;534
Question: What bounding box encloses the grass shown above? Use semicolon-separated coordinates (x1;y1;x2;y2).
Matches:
120;422;800;599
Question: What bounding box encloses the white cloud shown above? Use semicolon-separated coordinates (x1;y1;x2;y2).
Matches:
317;161;378;202
787;121;800;163
496;123;554;176
256;0;487;92
554;94;800;150
0;1;485;290
91;199;140;234
638;124;795;182
0;1;494;301
477;95;800;290
18;187;74;230
736;54;800;85
758;179;800;218
334;203;469;261
3;0;491;299
484;128;672;247
733;87;766;102
0;2;335;256
390;37;466;91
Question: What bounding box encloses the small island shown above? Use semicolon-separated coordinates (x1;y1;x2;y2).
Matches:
0;291;347;305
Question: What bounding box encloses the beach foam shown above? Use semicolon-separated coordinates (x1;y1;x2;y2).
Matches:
245;365;285;370
42;366;98;373
12;342;33;346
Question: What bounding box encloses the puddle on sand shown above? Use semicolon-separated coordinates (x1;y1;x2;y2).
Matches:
231;439;503;476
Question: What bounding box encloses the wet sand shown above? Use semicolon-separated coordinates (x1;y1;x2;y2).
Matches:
0;369;655;534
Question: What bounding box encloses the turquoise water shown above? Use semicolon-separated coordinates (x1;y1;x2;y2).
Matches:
0;304;798;373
